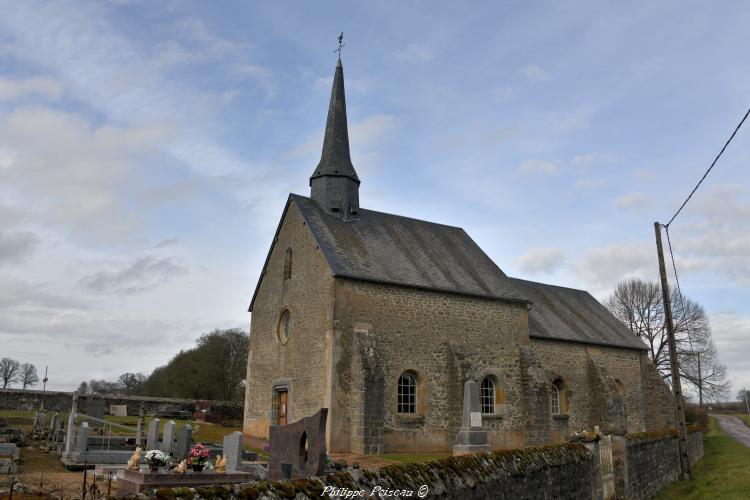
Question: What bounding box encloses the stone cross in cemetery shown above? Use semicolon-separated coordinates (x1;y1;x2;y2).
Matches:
146;418;160;450
452;378;491;456
174;424;192;460
160;420;176;454
223;431;243;471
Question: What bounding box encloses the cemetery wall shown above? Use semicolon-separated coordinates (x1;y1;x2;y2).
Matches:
618;428;704;500
147;443;599;500
331;278;530;454
0;389;242;418
243;201;334;441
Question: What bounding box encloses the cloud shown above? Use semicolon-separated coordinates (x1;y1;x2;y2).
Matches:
78;255;189;295
516;247;566;275
710;311;750;389
571;153;620;171
0;76;64;101
0;230;40;265
574;242;655;290
615;192;651;208
395;44;437;63
517;159;559;175
0;107;169;241
520;65;550;82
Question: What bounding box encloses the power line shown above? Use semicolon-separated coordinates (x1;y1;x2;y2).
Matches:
666;106;750;227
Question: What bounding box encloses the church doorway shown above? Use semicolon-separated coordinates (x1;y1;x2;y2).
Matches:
274;389;288;426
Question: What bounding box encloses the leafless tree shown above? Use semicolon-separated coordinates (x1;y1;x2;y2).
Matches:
604;278;728;403
0;358;20;389
19;363;39;389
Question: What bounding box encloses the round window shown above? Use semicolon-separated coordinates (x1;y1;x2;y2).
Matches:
277;309;291;344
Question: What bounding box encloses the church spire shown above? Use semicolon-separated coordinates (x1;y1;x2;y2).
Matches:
310;48;360;220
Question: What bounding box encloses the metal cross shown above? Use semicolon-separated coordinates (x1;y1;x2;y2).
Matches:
334;32;345;56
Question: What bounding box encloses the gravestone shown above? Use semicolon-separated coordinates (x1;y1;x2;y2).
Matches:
32;410;47;436
174;425;192;460
146;419;160;450
267;408;328;481
87;397;106;420
452;378;491;455
161;420;175;454
223;431;243;471
74;422;90;455
110;405;128;417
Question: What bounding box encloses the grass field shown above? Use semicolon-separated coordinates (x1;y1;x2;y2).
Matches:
734;413;750;428
657;417;750;499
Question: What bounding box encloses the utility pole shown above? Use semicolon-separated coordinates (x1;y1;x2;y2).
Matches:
654;222;691;480
697;353;702;408
744;388;750;415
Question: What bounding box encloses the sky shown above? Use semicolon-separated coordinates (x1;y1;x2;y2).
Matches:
0;1;748;397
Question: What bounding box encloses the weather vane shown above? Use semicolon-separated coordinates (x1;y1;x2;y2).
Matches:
334;32;345;57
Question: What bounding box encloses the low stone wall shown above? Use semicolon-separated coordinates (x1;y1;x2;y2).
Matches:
0;389;242;420
620;428;704;500
122;443;597;499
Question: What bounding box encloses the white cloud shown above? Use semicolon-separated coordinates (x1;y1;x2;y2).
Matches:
516;247;566;275
517;159;559;175
0;107;170;241
78;255;189;295
615;192;651;208
520;64;550;82
395;44;437;63
0;76;64;101
711;311;750;390
0;230;40;265
574;242;655;290
571;153;620;171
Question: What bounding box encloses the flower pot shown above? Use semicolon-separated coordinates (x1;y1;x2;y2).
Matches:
191;463;205;472
148;463;160;473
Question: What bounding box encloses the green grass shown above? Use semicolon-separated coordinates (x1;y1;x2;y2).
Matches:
378;453;452;464
657;417;750;499
734;414;750;428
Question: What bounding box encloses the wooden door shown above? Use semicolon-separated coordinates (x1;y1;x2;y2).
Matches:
278;390;288;426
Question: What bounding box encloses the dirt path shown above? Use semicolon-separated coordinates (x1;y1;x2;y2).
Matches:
713;414;750;448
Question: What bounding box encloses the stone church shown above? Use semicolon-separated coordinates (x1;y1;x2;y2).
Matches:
244;57;675;454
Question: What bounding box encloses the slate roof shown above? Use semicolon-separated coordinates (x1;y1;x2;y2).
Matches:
508;278;648;350
290;194;528;303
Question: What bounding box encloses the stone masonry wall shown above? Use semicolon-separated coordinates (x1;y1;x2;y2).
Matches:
244;200;334;441
622;429;704;500
140;443;598;500
528;338;657;440
0;390;241;416
332;278;529;453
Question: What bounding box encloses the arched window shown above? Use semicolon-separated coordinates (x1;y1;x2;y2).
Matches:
397;372;417;414
480;377;495;414
551;379;563;415
283;248;293;280
299;431;308;470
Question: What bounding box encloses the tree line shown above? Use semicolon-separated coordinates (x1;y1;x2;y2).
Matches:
75;328;249;402
604;277;730;404
0;358;41;390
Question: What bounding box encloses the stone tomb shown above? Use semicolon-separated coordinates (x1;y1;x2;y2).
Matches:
116;469;254;495
268;408;327;481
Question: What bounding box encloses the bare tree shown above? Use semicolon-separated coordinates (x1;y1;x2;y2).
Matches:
680;340;730;404
118;373;146;395
604;278;728;402
19;363;39;389
0;358;20;389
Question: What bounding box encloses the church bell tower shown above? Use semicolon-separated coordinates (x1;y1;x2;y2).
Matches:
309;56;360;220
